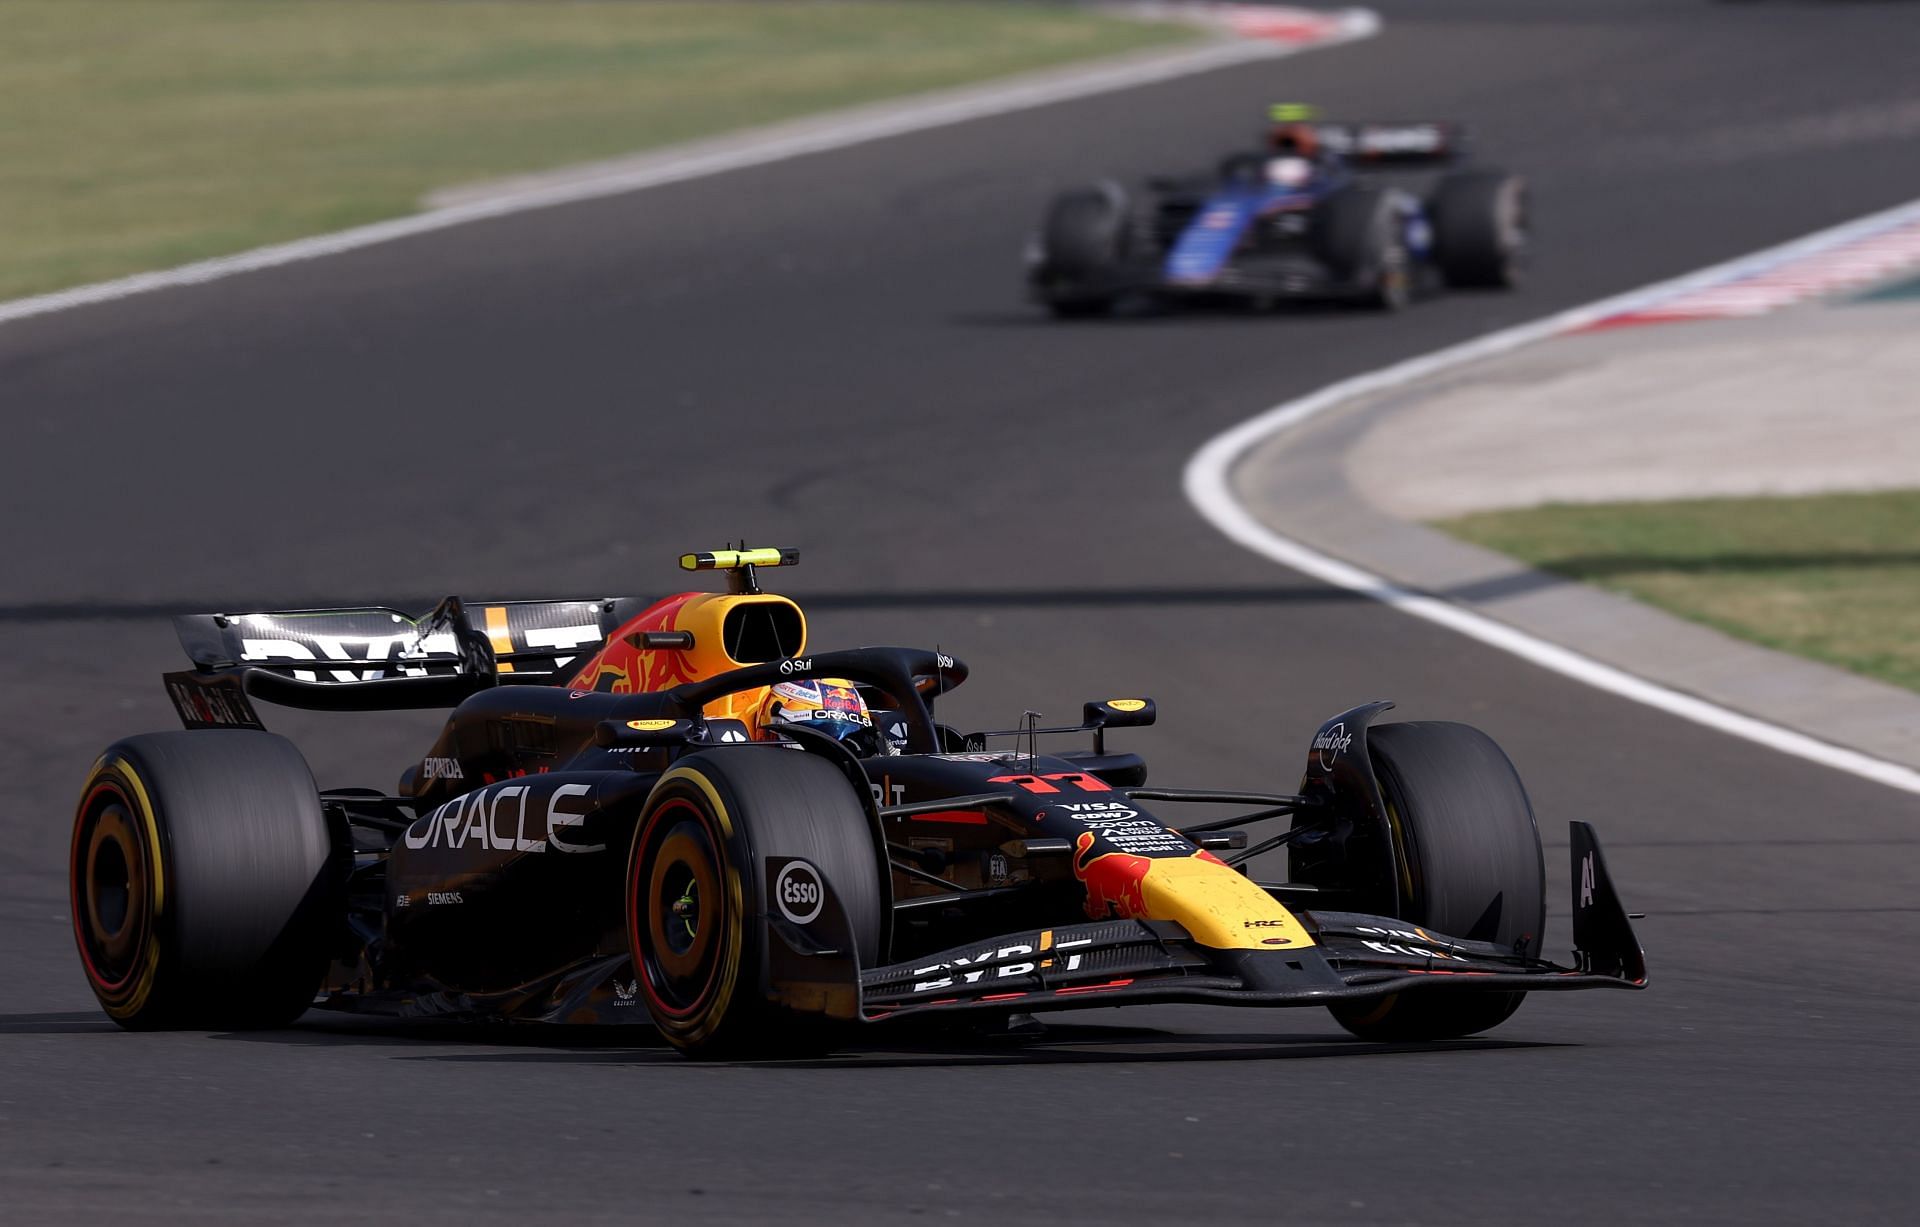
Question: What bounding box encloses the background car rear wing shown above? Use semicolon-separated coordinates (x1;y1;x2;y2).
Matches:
1267;105;1464;164
165;595;650;727
1312;121;1463;163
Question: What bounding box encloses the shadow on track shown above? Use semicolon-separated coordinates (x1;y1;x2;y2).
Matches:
221;1015;671;1051
741;1031;1561;1072
0;1011;122;1035
951;293;1416;329
201;1014;1560;1070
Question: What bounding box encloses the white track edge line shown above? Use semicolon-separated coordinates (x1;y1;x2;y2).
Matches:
0;10;1378;329
1184;193;1920;797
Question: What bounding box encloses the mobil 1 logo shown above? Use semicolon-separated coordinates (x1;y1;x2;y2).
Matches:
771;858;824;926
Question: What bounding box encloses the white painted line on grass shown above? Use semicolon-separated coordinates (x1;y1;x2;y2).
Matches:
0;9;1377;330
1184;192;1920;797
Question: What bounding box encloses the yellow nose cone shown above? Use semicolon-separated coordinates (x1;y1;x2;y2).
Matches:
1138;856;1316;950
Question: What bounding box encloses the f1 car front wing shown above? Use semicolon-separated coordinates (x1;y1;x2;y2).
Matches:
777;822;1646;1024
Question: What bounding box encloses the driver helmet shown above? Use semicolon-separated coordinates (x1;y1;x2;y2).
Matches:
761;678;872;743
1267;156;1315;188
1267;121;1320;158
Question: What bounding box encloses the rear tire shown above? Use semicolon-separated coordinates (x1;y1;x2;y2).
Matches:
627;748;884;1059
1430;171;1528;288
1037;182;1129;317
1316;185;1411;310
1328;722;1545;1041
70;731;338;1030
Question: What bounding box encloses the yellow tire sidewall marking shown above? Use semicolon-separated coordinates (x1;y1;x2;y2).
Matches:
84;754;166;1019
654;766;744;1044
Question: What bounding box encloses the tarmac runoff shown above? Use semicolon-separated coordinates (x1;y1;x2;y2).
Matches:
1229;292;1920;774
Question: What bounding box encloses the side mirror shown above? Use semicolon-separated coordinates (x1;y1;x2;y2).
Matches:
1083;698;1156;730
1084;698;1154;756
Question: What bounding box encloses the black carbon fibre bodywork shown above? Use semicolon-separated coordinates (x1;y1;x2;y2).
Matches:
145;600;1643;1030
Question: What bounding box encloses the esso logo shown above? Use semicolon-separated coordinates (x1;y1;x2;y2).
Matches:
774;861;823;925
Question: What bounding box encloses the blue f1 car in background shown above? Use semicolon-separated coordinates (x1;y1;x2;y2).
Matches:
1028;107;1528;316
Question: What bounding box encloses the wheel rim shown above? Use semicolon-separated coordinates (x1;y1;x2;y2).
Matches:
1379;243;1411;308
634;800;726;1019
1497;184;1529;282
72;784;154;998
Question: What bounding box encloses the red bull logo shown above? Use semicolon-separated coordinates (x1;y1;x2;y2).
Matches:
566;593;700;694
1072;831;1155;921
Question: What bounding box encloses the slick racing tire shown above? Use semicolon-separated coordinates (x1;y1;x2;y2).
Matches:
1315;185;1412;311
627;747;884;1059
70;731;339;1030
1330;722;1546;1042
1038;181;1129;317
1430;170;1528;289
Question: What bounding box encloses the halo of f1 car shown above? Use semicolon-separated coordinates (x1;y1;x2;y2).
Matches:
71;547;1643;1058
1028;106;1529;316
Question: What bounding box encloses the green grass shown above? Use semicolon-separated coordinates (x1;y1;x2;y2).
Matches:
0;0;1193;300
1853;273;1920;303
1436;491;1920;693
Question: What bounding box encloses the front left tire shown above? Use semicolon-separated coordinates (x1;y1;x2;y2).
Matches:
1328;721;1546;1041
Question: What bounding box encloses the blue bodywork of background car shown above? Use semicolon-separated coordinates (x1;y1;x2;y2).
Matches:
1162;166;1432;285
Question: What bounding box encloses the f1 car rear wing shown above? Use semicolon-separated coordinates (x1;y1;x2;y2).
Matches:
1266;105;1464;163
1312;121;1463;163
164;595;651;727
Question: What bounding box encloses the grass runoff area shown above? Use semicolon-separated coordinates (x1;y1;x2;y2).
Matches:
0;1;1193;301
1438;491;1920;694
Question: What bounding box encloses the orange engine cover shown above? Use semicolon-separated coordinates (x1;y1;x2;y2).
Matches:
565;592;807;728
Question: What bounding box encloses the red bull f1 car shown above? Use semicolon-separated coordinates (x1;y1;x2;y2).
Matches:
71;549;1644;1058
1028;111;1528;316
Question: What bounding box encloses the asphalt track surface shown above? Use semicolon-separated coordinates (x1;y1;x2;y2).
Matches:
5;2;1920;1222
